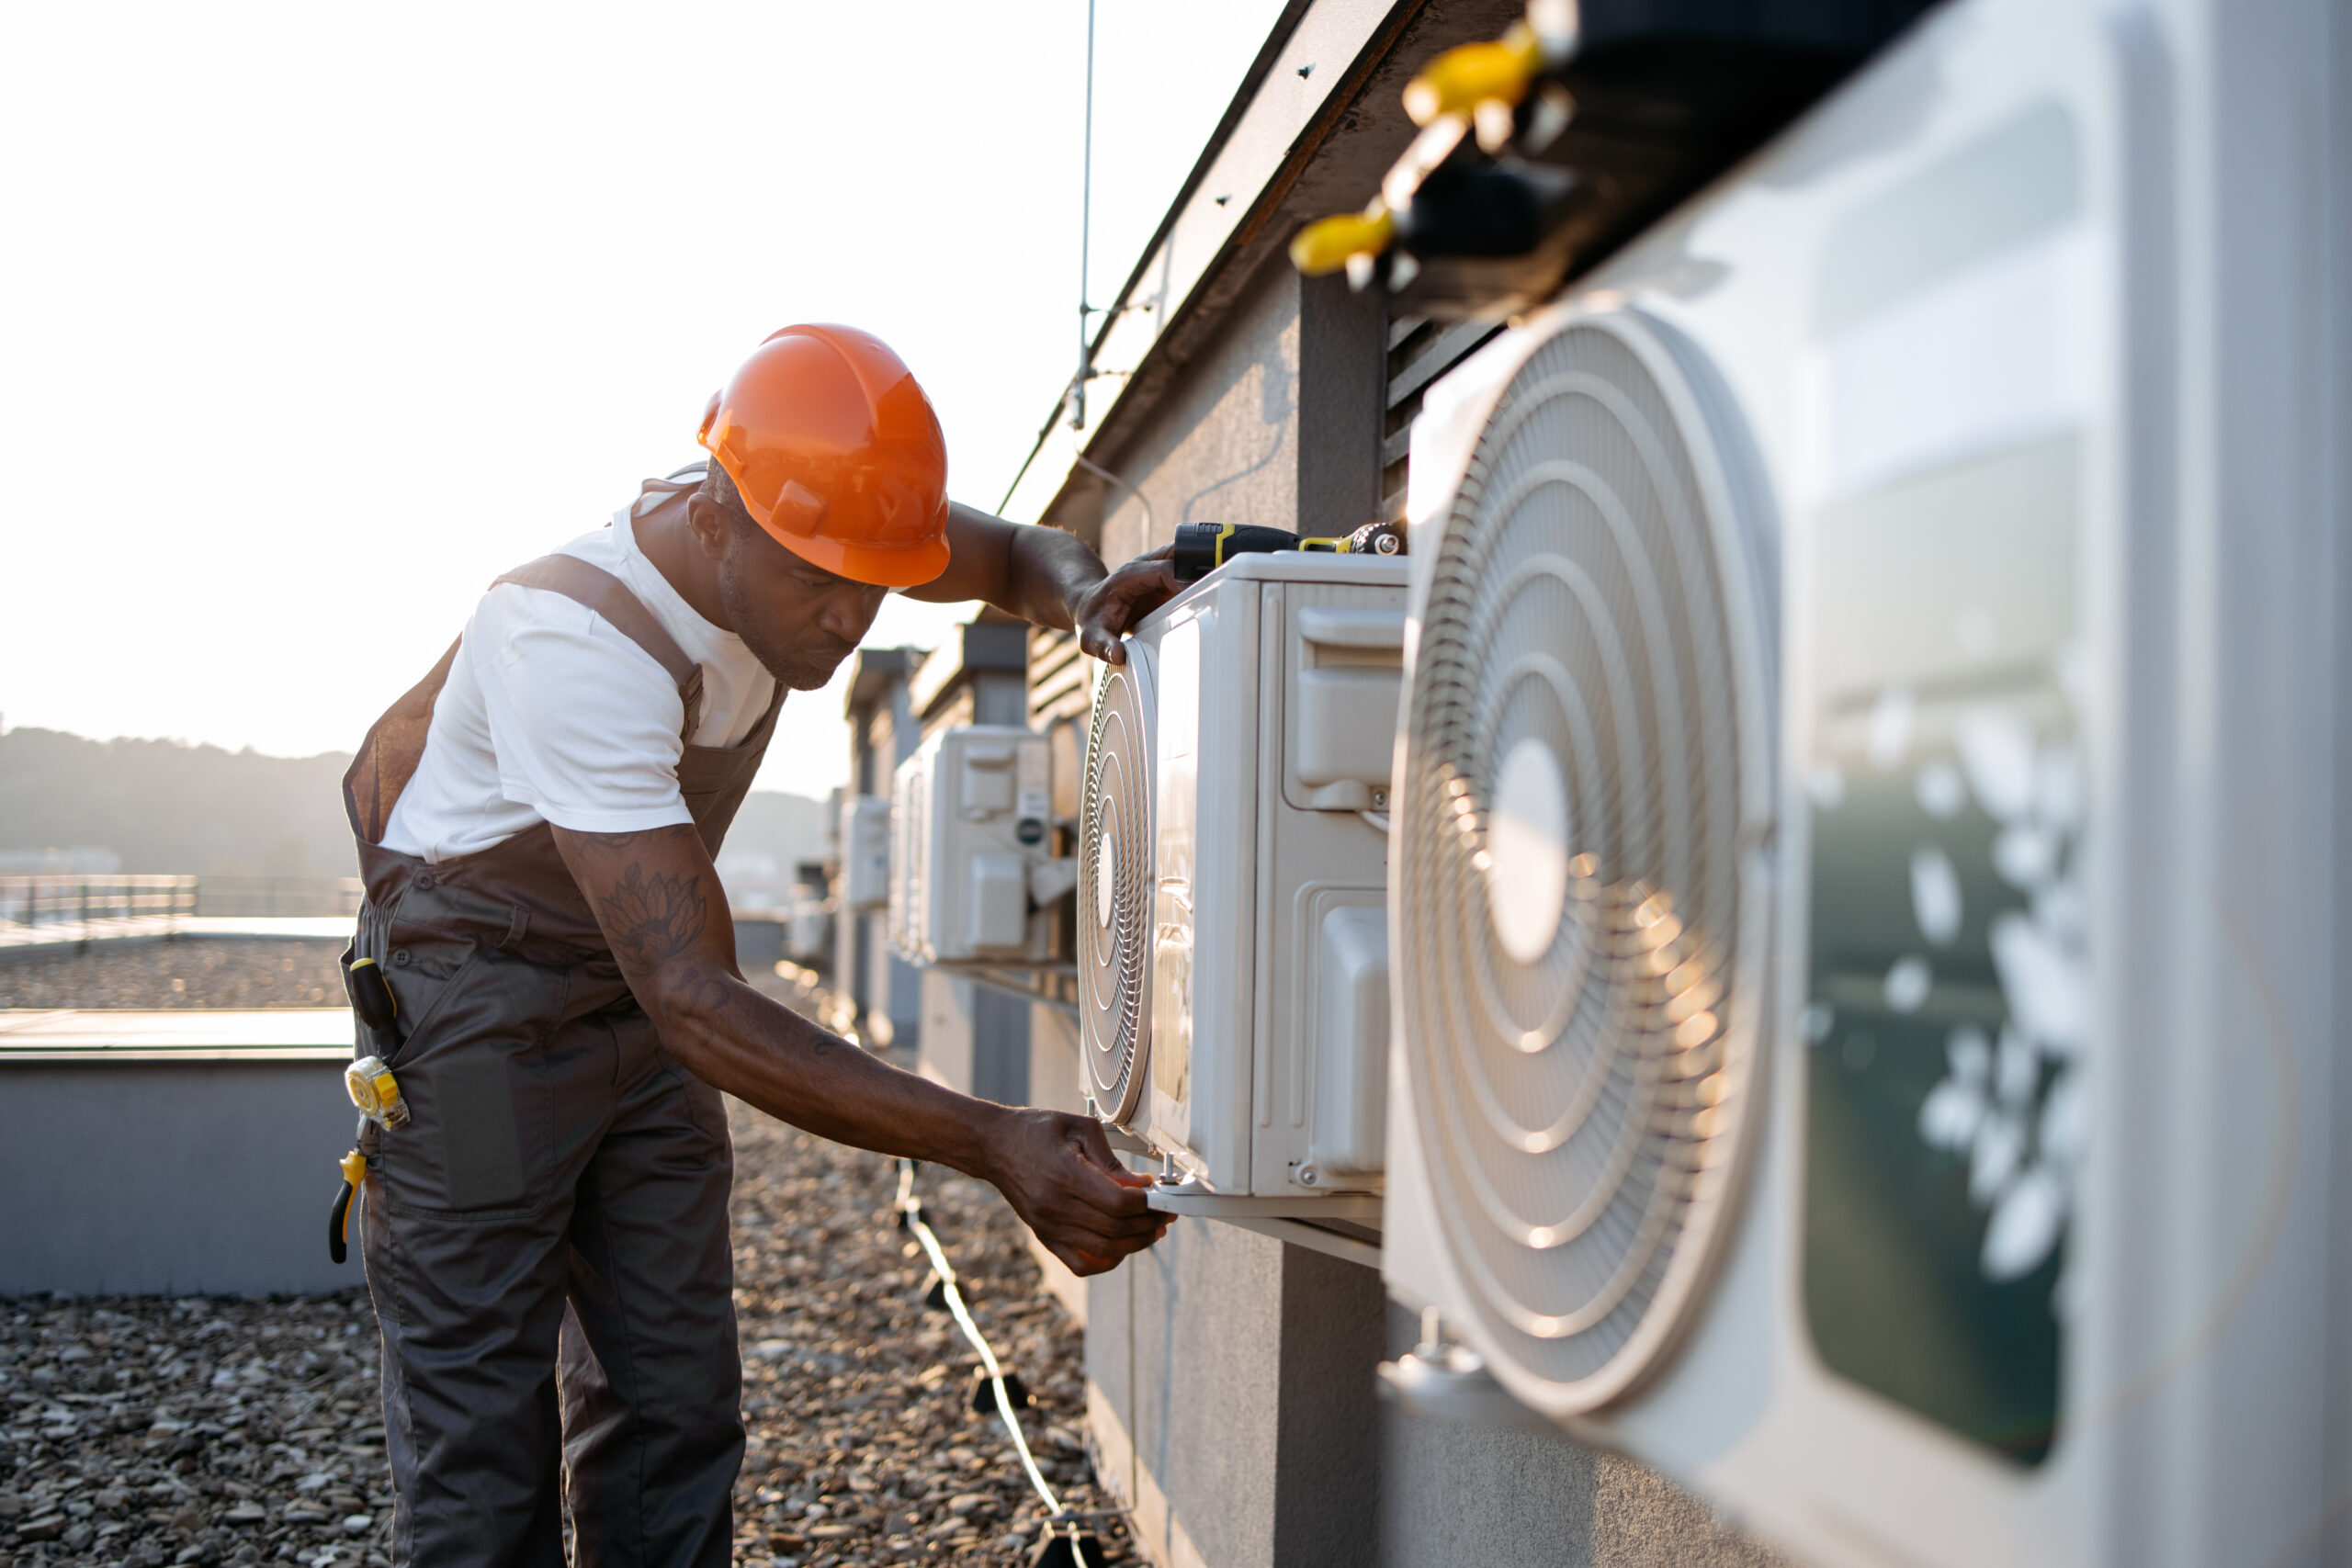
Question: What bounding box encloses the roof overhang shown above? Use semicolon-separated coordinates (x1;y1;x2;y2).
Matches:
1001;0;1523;543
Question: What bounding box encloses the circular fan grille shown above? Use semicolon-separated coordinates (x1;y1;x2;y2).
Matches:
1397;310;1770;1411
1079;652;1156;1122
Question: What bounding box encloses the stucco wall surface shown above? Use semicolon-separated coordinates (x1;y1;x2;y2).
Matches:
1096;260;1303;570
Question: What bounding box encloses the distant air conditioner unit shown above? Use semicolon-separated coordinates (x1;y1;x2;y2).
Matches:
841;794;892;913
888;726;1062;966
785;897;831;964
1080;553;1408;1219
1381;2;2346;1564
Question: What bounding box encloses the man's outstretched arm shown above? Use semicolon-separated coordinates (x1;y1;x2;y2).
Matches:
903;502;1179;665
551;821;1164;1273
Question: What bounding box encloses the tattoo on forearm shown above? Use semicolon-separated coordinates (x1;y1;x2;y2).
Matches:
678;965;734;1013
595;863;708;970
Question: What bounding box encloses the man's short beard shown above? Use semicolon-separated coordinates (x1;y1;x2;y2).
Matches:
715;554;853;692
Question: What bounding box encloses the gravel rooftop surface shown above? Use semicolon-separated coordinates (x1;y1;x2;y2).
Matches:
0;942;346;1010
2;1100;1125;1568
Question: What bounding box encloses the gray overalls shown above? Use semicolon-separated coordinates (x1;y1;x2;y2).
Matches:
341;479;780;1568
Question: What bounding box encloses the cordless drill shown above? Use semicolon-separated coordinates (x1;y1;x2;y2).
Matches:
1171;520;1404;583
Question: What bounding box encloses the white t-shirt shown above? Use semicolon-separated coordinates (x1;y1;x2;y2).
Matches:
379;482;779;863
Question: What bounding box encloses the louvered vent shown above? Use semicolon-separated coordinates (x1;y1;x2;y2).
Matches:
1079;649;1159;1123
1396;310;1772;1410
1385;316;1504;519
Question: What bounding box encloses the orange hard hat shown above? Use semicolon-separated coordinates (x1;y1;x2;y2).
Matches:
696;324;951;588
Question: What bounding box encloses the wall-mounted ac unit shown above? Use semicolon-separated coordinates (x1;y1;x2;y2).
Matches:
1379;2;2349;1564
784;897;831;964
1080;553;1409;1220
888;725;1060;966
841;794;892;913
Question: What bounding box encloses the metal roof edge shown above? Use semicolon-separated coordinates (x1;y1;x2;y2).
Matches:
1000;0;1426;526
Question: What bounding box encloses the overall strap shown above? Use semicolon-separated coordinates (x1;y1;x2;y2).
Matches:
343;637;462;844
492;555;706;739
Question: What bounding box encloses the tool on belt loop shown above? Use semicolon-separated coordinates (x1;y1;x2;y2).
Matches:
331;955;410;1264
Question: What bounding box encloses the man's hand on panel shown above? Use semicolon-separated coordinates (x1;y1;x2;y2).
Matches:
1071;544;1180;665
979;1108;1170;1275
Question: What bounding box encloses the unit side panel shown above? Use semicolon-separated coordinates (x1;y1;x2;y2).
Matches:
1150;583;1262;1188
1254;576;1403;1196
1192;583;1262;1190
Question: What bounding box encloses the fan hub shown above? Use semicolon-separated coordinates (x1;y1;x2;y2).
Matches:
1487;737;1573;964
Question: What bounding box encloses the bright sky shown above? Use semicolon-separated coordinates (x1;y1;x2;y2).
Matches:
0;1;1283;800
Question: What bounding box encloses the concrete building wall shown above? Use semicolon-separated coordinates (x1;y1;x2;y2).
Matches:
1027;1003;1086;1118
0;1058;355;1297
919;971;1031;1107
1374;1303;1791;1568
1096;258;1304;566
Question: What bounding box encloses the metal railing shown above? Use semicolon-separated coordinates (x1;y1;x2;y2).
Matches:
0;874;366;928
193;877;365;918
0;874;197;929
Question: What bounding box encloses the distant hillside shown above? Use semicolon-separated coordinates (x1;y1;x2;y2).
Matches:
0;728;356;877
0;727;831;892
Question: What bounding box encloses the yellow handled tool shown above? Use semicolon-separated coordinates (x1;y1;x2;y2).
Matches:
1172;521;1404;583
1402;24;1544;127
1290;204;1398;277
329;1149;368;1264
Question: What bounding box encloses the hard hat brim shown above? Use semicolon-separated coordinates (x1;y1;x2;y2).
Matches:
759;521;953;589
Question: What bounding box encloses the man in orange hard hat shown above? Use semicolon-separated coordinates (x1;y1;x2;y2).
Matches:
339;325;1176;1568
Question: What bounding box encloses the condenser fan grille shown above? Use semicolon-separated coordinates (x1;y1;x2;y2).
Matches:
1398;313;1767;1409
1080;658;1153;1122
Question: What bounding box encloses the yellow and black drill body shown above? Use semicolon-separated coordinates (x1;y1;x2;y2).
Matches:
1171;520;1405;583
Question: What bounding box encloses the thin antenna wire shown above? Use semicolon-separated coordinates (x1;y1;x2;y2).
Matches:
1071;0;1097;432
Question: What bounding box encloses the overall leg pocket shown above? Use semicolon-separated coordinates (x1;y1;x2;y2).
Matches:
375;946;566;1216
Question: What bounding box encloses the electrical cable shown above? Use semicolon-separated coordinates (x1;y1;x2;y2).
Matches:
1072;0;1097;432
1072;451;1155;540
893;1158;1100;1562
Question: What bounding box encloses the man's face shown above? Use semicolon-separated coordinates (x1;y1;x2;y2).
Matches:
715;516;888;691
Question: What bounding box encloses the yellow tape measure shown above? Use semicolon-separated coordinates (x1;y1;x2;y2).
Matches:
345;1055;410;1130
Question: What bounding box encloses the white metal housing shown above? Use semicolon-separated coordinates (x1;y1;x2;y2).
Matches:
840;794;892;913
1084;553;1409;1203
784;897;831;964
1383;1;2350;1564
888;725;1057;965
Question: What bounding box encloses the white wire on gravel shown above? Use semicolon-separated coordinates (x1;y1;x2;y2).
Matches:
893;1158;1090;1554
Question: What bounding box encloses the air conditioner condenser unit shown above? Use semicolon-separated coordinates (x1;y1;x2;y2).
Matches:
888;725;1063;966
1379;1;2347;1564
841;794;892;913
1079;552;1410;1227
784;897;831;964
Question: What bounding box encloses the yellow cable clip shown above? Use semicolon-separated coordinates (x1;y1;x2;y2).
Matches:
1403;24;1543;126
1290;204;1397;276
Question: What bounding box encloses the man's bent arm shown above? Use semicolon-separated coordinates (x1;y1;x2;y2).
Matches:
550;821;1162;1272
907;503;1180;664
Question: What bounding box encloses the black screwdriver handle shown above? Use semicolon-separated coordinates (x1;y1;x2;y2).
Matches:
346;956;398;1032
